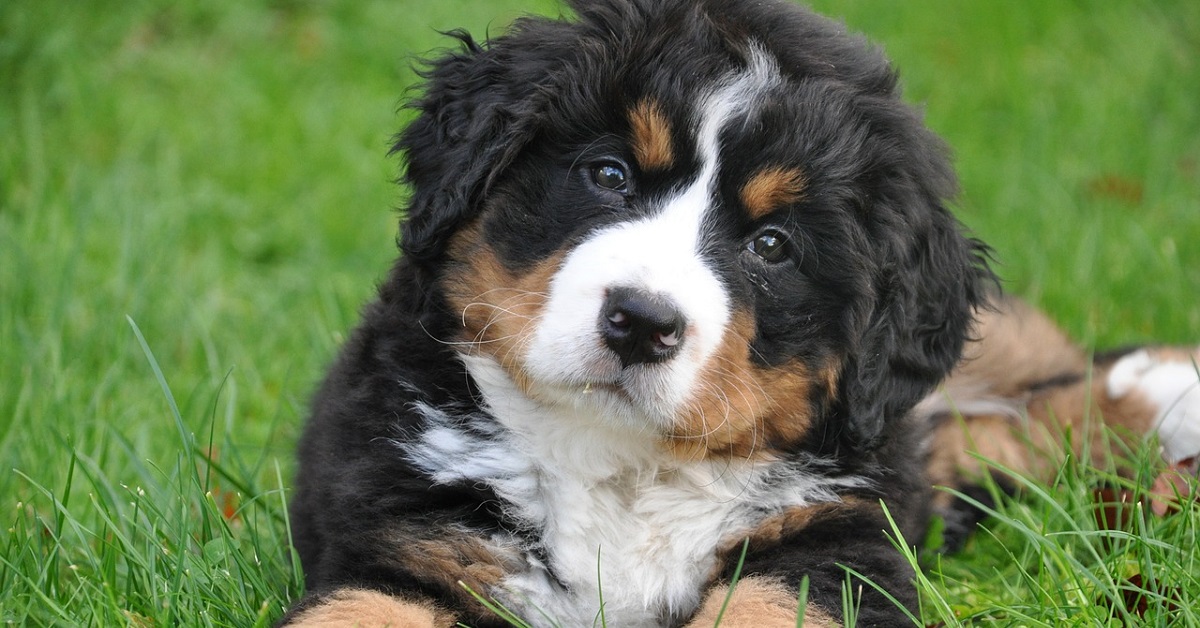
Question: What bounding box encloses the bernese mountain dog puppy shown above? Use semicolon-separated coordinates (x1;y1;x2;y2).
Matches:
284;0;1200;625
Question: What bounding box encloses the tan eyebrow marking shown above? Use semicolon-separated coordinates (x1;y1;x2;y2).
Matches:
628;99;675;171
740;166;807;218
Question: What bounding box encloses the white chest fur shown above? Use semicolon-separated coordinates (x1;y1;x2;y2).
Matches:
495;452;757;626
402;355;860;627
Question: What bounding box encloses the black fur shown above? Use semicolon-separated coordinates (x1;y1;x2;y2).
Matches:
289;0;995;625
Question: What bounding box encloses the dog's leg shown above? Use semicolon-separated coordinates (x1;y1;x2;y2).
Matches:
925;297;1200;547
932;344;1200;480
932;296;1200;471
282;589;456;628
684;577;839;628
923;296;1090;486
691;499;920;628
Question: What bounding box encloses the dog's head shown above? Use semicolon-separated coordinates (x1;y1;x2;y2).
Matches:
395;0;992;456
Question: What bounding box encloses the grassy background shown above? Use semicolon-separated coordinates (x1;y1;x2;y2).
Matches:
1;0;1197;625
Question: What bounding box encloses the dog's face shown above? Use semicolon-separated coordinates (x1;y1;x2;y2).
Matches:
398;0;990;457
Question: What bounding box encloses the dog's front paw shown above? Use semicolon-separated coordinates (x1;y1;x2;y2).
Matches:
283;589;456;628
685;578;838;628
1107;347;1200;462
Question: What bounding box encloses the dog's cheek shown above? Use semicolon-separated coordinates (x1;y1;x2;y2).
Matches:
668;311;764;457
441;227;562;389
669;311;835;458
755;355;840;447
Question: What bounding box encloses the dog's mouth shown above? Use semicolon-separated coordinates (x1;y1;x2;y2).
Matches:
579;367;667;401
534;349;716;430
571;378;646;416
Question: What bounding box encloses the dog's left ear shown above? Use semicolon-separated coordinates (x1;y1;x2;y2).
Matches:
393;29;553;265
837;182;994;449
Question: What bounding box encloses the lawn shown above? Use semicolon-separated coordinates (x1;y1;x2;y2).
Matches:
1;0;1197;625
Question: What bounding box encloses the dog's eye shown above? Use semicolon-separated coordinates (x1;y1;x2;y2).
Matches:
591;163;629;192
748;230;790;263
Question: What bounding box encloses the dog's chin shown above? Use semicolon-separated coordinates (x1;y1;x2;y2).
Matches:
480;352;689;432
541;381;665;429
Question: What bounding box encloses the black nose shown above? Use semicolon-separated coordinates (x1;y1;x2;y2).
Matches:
599;287;686;367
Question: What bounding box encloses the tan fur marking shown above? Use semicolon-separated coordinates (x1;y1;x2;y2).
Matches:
929;297;1097;484
1026;371;1162;468
927;413;1032;494
950;297;1087;398
669;311;823;460
740;167;807;219
930;296;1180;489
400;538;512;598
629;99;674;171
366;527;520;621
818;356;841;400
718;499;866;559
685;577;839;628
286;589;455;628
443;225;562;395
757;365;819;447
929;373;1164;504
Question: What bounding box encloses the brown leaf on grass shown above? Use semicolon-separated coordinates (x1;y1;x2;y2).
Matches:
1084;173;1144;206
1090;458;1199;620
199;446;241;523
1103;572;1182;619
1120;573;1151;617
211;486;241;522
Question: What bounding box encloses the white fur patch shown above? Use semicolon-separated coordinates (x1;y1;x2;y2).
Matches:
398;401;532;486
1107;349;1200;462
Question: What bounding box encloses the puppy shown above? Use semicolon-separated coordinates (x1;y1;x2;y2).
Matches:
284;0;1200;625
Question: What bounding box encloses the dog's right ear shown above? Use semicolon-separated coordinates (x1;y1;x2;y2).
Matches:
393;29;548;264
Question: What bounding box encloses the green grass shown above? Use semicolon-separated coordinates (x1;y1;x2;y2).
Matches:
905;445;1200;626
1;0;1197;625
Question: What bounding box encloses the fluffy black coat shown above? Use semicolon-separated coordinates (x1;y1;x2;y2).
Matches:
288;0;993;625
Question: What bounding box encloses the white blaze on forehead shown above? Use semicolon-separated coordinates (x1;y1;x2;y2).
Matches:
517;45;782;425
